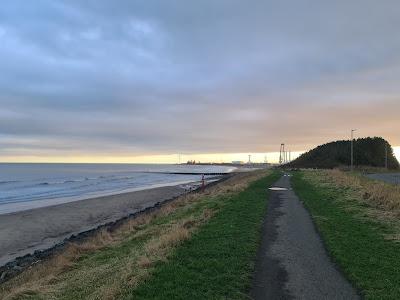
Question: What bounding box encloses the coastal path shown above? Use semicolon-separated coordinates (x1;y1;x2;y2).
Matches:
250;174;359;299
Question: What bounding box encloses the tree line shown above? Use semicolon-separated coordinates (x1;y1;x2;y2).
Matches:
288;137;399;169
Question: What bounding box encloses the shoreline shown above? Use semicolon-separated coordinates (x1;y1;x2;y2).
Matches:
0;179;203;215
0;182;203;269
0;171;250;291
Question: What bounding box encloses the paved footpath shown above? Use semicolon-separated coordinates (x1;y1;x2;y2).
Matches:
250;174;360;300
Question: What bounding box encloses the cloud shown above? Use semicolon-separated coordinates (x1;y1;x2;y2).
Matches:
0;0;400;160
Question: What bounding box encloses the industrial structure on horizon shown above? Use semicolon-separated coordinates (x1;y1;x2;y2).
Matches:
279;143;292;165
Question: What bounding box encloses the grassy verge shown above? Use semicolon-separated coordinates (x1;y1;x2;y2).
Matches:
0;171;279;299
292;170;400;300
129;171;280;300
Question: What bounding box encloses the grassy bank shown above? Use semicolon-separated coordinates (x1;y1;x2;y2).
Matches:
1;171;279;299
130;171;280;299
292;170;400;299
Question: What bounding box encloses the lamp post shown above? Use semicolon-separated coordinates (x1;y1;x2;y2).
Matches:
385;142;388;169
351;129;356;171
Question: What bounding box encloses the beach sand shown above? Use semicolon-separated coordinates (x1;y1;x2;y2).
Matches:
0;185;187;266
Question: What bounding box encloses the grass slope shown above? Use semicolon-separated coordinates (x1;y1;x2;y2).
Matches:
129;172;280;299
292;171;400;300
1;171;278;299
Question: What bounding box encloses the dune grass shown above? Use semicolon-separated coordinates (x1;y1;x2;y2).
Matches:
292;170;400;299
129;171;280;299
0;170;276;300
323;169;400;216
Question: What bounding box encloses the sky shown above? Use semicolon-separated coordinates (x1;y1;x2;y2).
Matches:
0;1;400;163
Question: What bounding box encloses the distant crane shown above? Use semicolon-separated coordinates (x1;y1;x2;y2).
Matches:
279;144;285;164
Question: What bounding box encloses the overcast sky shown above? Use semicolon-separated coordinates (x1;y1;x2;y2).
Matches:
1;1;400;162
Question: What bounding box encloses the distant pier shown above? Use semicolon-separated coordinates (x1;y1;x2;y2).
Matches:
147;172;230;176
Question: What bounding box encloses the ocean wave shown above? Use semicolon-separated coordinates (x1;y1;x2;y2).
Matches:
37;177;95;186
33;175;133;187
0;180;19;185
0;164;232;212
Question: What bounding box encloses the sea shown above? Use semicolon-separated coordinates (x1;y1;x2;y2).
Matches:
0;163;236;214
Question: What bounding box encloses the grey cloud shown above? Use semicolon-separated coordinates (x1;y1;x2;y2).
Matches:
1;0;400;159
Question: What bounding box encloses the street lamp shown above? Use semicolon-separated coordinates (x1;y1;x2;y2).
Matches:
385;142;388;170
351;129;356;171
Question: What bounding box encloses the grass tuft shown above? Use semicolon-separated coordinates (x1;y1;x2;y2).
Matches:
320;169;400;216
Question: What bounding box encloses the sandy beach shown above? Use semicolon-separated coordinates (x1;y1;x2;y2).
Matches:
0;184;188;267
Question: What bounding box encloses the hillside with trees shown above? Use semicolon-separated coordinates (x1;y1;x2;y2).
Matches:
288;137;399;169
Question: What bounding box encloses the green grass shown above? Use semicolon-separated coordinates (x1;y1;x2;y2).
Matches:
292;171;400;300
1;171;279;300
128;171;280;300
50;186;249;300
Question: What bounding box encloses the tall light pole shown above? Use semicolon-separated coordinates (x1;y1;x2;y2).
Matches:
351;129;356;171
385;142;388;169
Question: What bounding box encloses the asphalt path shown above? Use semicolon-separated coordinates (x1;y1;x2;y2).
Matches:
366;172;400;185
250;174;359;299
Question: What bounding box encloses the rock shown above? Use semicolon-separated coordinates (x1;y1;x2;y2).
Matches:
12;265;23;271
0;271;7;280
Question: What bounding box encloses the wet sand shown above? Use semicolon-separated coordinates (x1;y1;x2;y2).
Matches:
0;184;188;266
